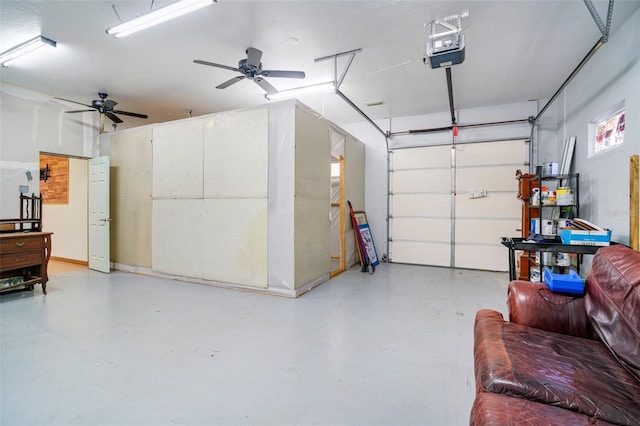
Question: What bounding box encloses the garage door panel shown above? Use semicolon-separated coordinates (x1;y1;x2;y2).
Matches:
390;241;450;267
457;165;518;192
390;139;527;270
455;219;520;244
456;193;520;218
457;141;527;166
455;245;507;271
392;217;451;242
392;146;450;169
392;169;450;193
392;193;450;218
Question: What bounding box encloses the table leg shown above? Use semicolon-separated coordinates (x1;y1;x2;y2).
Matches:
508;247;516;281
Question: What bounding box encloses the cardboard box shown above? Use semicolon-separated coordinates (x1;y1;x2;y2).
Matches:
558;218;612;246
559;229;611;246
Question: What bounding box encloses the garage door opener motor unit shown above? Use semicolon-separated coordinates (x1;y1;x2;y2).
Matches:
424;11;468;69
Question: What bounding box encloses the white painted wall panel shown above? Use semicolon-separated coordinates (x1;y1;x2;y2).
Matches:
152;119;203;199
152;199;204;278
203;109;268;198
111;128;152;267
201;199;268;288
345;135;366;268
295;198;331;284
294;108;331;288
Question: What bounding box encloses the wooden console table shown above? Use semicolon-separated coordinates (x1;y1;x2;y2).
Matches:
0;232;52;294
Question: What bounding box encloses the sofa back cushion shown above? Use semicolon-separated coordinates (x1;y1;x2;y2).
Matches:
585;245;640;381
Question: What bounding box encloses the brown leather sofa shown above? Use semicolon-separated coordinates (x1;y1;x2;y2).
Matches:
471;244;640;425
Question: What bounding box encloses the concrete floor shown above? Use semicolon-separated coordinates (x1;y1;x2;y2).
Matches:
1;262;508;426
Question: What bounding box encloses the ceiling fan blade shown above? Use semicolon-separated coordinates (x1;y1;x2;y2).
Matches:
65;109;96;113
105;112;123;124
103;99;118;109
194;59;240;73
254;77;277;94
112;109;148;119
246;47;263;68
216;76;245;89
54;97;92;108
261;70;306;79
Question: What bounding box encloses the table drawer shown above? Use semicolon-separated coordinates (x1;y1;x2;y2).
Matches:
0;237;42;254
0;251;42;270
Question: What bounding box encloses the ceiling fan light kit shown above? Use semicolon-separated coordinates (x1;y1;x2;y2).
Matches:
0;35;56;67
106;0;217;38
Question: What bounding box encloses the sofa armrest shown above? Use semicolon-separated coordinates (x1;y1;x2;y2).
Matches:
508;280;598;340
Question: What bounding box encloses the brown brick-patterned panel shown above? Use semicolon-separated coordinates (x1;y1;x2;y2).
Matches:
39;154;69;204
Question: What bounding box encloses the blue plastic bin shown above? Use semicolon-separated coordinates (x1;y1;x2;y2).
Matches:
543;267;584;295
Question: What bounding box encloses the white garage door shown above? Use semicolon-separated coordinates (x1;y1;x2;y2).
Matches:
389;140;527;271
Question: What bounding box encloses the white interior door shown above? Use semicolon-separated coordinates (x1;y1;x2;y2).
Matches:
89;156;110;273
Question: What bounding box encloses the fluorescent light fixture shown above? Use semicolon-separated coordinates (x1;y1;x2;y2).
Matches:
0;35;56;67
265;81;335;101
106;0;216;38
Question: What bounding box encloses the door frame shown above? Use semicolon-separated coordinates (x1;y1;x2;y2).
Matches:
330;156;346;278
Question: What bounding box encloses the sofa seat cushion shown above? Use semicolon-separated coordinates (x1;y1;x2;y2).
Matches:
475;309;640;425
471;392;616;425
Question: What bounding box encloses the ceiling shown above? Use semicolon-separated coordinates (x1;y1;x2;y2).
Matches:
1;1;638;131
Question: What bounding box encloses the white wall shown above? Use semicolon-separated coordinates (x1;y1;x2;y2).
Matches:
540;8;639;246
42;158;88;261
0;84;98;218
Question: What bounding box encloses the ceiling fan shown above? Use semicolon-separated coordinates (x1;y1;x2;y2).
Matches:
194;47;305;94
55;92;148;124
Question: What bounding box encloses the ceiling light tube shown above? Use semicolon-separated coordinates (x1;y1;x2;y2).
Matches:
0;35;56;67
265;81;336;101
106;0;216;38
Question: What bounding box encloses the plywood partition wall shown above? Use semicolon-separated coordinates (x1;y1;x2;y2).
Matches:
110;128;153;268
107;100;365;297
344;135;366;268
294;107;331;288
152;109;269;288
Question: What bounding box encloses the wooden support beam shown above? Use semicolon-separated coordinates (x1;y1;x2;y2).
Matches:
330;156;347;279
631;155;639;250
